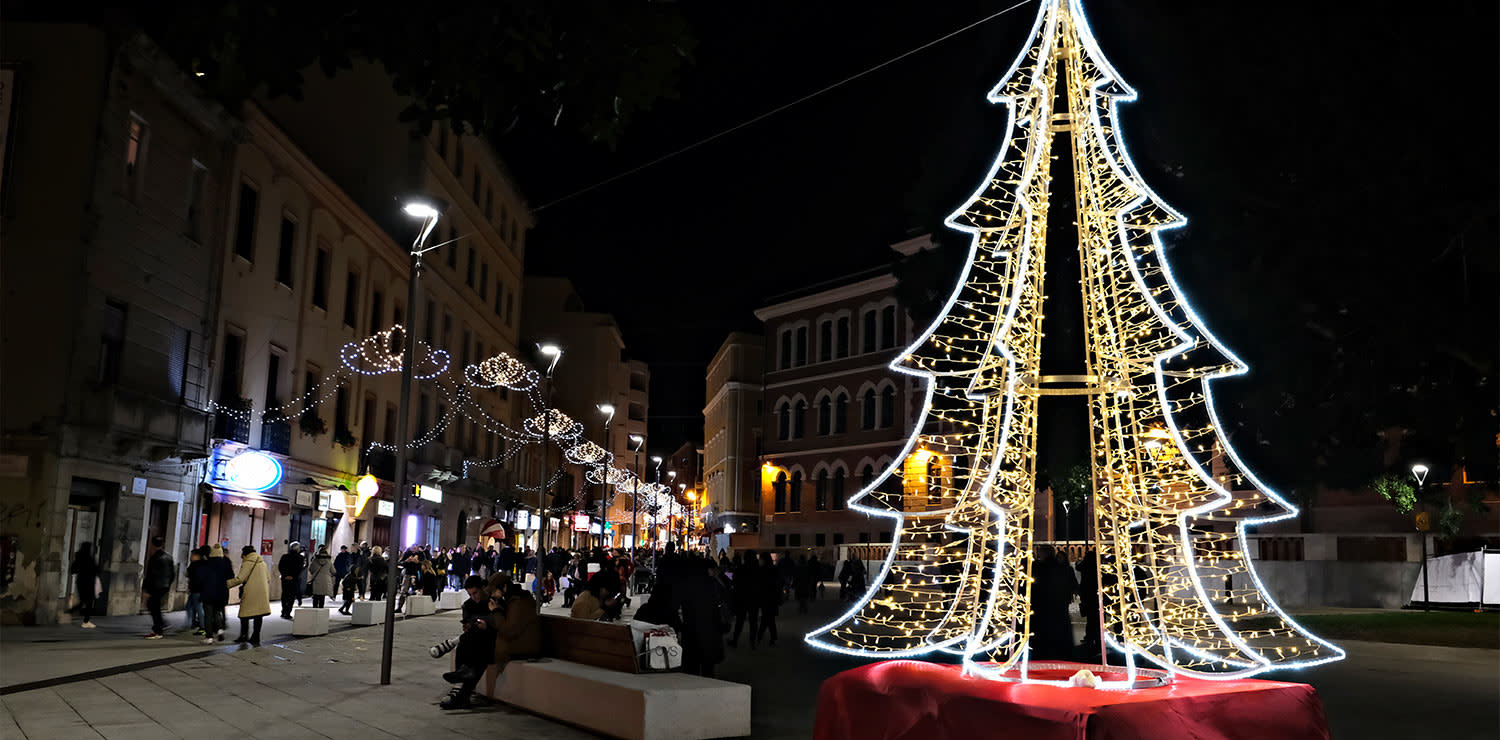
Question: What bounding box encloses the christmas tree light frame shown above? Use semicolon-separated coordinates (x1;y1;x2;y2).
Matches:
805;0;1344;686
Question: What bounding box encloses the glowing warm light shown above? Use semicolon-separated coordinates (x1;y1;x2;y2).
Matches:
804;0;1343;686
353;474;379;515
402;201;439;219
224;451;283;492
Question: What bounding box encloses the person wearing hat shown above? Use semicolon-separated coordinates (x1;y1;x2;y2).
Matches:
200;545;235;644
227;545;271;646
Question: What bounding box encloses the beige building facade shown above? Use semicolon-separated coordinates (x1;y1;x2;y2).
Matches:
702;332;765;537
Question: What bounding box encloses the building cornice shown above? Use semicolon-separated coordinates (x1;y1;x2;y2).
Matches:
753;274;897;322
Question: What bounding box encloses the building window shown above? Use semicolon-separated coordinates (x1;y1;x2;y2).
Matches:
815;470;829;511
881;305;897;349
460;328;471;368
793;399;807;439
233;182;258;262
504;293;514;326
454;141;464;177
790;471;803;512
861;464;875;492
303;366;322;410
275;217;296;287
362;393;377;438
369;289;384;335
436;401;448;445
218;329;244;400
311;245;330;310
834;392;849;434
334;386;350;435
775;534;787;548
465;247;476;287
833;469;847;510
773;472;787;513
446;226;458;269
834;533;845;546
495;279;504;316
836;316;850;358
795;326;808;366
862;309;877;353
383;404;397;444
98;299;128;385
484;188;494;221
817;396;832;435
124;115;149;200
417;392;431;439
471;172;481;205
776;402;790;441
878;530;892;543
858;532;870;544
818;320;833;362
815;533;827;547
342;270;360;329
442;310;453;351
479;262;488;299
789;533;802;547
861;389;877;430
438;126;448;158
779;330;792;370
880;385;896;428
185;162;208;240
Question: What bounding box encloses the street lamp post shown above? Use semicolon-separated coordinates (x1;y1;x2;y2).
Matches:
596;403;615;549
1411;463;1430;612
650;455;663;569
380;198;442;686
536;344;562;568
1061;499;1072;547
686;490;697;551
629;433;644;560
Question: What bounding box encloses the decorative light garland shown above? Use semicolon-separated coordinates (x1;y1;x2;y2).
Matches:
804;0;1343;686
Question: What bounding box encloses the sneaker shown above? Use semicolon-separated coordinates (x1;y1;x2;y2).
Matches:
439;693;472;710
249;639;260;647
201;638;214;645
145;633;164;640
81;621;96;629
430;638;457;659
441;666;478;684
217;631;226;642
234;636;250;644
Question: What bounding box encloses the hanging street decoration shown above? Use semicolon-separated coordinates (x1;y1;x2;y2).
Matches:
804;0;1344;686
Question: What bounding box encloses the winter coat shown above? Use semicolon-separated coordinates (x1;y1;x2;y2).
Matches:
278;550;304;597
143;548;176;593
571;590;605;620
308;553;335;597
71;552;99;599
186;559;209;594
227;552;272;618
675;571;727;667
369;554;388;587
334;551;353;579
201;552;234;606
493;592;542;664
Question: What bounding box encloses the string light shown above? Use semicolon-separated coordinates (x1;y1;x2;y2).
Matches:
804;0;1343;686
466;350;539;391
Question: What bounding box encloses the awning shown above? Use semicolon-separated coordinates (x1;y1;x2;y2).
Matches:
206;484;290;513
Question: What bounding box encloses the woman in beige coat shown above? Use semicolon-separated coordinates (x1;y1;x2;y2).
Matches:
227;546;271;646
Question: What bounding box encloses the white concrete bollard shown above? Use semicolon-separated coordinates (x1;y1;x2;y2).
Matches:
291;607;330;636
350;601;385;626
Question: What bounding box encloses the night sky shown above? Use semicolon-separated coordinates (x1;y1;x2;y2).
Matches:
500;0;1498;466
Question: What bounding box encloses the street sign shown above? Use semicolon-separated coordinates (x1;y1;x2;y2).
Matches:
1414;511;1430;532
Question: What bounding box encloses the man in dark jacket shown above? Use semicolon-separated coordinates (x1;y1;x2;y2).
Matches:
277;542;305;619
333;545;353;596
675;561;728;677
142;535;175;638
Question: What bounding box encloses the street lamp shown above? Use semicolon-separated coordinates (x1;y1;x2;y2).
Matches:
1061;499;1072;547
596;403;615;548
535;343;562;561
686;489;697;550
1411;463;1430;612
629;434;645;557
651;455;664;556
380;196;443;686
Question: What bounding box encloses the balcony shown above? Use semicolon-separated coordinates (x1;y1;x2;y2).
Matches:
260;418;291;455
212;407;251;445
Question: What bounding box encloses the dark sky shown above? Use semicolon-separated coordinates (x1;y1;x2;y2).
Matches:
499;0;1500;460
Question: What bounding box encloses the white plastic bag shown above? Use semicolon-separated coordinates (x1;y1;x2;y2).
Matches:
643;628;682;670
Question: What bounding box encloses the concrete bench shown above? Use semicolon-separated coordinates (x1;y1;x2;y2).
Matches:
494;659;751;740
404;594;435;616
350;600;385;626
437;590;465;610
291;607;329;636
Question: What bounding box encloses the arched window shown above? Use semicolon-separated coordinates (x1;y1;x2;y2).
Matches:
795;326;808;366
833;469;847;509
834;392;849;434
862;310;877;353
819;320;833;362
815;469;829;510
836;316;850;358
880;385;896;428
793;400;807;438
817;396;832;435
776;402;791;440
862;389;877;430
779;330;792;370
927;458;942;505
773;471;788;513
790;471;804;512
881;305;897;349
860;464;875;492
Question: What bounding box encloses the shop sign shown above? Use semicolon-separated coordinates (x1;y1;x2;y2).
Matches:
260;539;274;555
573;513;590;531
515;510;531;530
590;522;602;535
416;485;443;503
225;451;283;492
376;499;395;518
294;489;315;508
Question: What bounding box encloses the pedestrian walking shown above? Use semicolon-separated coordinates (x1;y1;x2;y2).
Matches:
200;544;235;643
838;552;867;602
71;542;100;629
297;541;311;606
227;545;271;646
675;561;728;678
794;554;816;614
277;542;304;619
333;545;353;597
308;545;334;608
1029;544;1076;660
184;546;209;633
142;535;175;639
754;551;781;647
727;550;759;648
368;546;388;601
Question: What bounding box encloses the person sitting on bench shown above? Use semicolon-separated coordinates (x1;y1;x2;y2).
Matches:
441;582;541;709
429;576;490;660
571;579;623;621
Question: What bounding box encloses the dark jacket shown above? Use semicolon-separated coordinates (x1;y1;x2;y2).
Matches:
144;548;176;593
201;556;234;605
369;554;388;586
186;559;209;594
334;551;353;579
278;550;304;579
71;551;99;599
675;571;727;667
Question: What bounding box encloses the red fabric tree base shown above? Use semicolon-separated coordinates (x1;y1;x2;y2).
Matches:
815;660;1331;740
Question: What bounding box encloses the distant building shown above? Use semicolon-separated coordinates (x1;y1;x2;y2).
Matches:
703;332;765;538
1;27;238;623
520;276;650;548
750;236;935;560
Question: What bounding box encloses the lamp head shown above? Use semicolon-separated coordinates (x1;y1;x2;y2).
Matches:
402;200;440;220
668;470;678;479
597;403;615;416
1410;463;1430;486
537;343;562;358
651;456;663;466
629;434;644;449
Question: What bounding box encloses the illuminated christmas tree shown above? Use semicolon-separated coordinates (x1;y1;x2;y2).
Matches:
806;0;1345;683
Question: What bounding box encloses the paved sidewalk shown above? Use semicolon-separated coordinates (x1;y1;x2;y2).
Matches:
1;611;596;740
